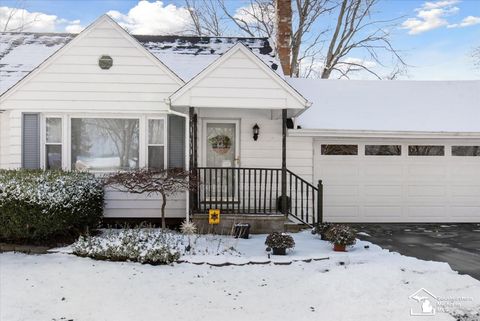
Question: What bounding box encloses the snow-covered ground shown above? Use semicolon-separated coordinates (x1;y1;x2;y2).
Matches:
1;231;479;321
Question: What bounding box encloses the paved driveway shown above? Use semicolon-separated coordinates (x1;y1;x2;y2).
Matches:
350;223;480;280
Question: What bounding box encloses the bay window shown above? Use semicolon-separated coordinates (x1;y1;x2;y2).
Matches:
71;118;139;171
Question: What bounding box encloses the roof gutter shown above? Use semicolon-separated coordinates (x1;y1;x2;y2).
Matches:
288;128;480;139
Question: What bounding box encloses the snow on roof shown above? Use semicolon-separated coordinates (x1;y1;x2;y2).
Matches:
0;32;278;95
0;33;74;95
288;78;480;133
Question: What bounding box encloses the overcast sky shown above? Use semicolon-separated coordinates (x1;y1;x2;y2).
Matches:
1;0;479;80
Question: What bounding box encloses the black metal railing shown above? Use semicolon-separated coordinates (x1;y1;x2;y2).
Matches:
192;167;323;226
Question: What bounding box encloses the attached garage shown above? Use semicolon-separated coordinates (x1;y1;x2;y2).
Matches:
312;137;480;222
287;78;480;223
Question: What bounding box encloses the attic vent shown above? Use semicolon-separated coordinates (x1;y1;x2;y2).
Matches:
98;55;113;69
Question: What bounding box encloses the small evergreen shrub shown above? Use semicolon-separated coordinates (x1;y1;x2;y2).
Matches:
72;229;183;265
265;232;295;249
325;225;356;246
312;222;334;240
0;170;104;243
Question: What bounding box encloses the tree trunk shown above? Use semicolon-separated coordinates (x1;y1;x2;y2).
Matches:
161;192;167;230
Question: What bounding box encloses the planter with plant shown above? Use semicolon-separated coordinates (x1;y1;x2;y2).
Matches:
325;225;356;252
265;232;295;255
312;222;334;240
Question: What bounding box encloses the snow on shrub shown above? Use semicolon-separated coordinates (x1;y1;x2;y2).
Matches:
325;225;356;246
0;170;104;243
72;228;240;265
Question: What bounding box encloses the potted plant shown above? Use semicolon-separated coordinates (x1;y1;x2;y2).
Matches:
312;222;333;240
325;225;356;252
265;232;295;255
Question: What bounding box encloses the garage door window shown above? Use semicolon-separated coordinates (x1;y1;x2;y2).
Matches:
321;144;358;155
365;145;401;156
408;145;444;156
452;146;480;156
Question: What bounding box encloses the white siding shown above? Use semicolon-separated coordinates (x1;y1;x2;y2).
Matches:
0;18;182;113
173;49;305;110
0;111;8;168
197;108;313;181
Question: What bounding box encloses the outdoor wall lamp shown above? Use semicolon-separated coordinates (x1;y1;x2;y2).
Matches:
253;123;260;141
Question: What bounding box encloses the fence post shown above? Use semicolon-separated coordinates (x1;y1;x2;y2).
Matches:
317;180;323;224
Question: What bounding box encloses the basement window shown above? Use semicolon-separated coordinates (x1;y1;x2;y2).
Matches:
452;146;480;156
365;145;401;156
408;145;445;156
321;144;358;155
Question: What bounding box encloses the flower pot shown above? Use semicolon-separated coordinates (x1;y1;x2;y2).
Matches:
333;244;346;252
272;247;286;255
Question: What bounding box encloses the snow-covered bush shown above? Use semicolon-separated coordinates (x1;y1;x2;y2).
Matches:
312;222;334;240
325;225;356;246
265;232;295;249
0;170;104;243
72;228;240;264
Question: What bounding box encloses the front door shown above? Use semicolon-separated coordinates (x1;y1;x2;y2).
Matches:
203;120;239;205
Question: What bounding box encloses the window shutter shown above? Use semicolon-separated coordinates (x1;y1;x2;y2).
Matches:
22;113;40;169
168;115;185;169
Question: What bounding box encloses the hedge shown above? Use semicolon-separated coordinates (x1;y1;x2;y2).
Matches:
0;170;104;243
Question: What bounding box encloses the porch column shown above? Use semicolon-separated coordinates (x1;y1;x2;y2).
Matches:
281;108;287;215
189;107;198;215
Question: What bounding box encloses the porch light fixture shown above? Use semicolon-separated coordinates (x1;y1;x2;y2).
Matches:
253;123;260;141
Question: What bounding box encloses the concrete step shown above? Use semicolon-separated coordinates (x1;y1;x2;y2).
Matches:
284;222;310;233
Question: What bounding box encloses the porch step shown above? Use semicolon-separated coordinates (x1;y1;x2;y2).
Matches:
284;221;310;233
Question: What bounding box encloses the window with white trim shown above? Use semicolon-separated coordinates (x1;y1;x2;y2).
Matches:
45;117;62;169
148;119;166;169
71;118;140;171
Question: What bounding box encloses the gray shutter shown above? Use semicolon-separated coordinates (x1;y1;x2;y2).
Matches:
168;115;185;169
22;113;41;169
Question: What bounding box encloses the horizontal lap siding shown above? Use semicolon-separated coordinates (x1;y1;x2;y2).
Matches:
104;191;187;218
3;20;181;112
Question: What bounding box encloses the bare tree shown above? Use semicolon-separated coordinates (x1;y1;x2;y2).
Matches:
473;46;480;69
1;0;41;32
319;0;406;79
184;0;225;36
105;169;196;230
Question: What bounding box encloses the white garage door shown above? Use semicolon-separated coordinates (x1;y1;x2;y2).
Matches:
314;139;480;223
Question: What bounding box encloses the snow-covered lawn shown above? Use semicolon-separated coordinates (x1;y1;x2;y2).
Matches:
1;231;479;321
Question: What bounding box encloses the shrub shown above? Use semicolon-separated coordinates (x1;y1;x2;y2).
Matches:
325;225;356;246
73;229;183;265
312;222;334;239
0;170;104;243
265;232;295;249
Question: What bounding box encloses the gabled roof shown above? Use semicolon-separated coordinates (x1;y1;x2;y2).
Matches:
288;77;480;133
0;14;184;100
169;43;310;111
0;25;279;95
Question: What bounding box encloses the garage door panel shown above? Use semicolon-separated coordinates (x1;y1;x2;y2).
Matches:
362;164;403;179
407;185;446;197
451;165;480;178
451;185;480;197
406;206;446;217
362;206;402;217
324;206;359;219
324;184;359;196
319;164;359;179
407;164;447;180
449;206;480;217
364;185;402;196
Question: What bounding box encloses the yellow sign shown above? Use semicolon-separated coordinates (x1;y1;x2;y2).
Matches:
208;209;220;225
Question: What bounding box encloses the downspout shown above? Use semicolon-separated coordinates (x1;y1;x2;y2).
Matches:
165;98;191;222
281;109;288;217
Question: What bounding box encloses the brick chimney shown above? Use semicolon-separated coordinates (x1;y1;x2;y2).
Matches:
275;0;292;76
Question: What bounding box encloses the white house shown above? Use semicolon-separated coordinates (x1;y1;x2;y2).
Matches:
0;14;479;228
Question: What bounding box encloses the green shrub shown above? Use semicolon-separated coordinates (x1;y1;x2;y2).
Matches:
0;170;104;243
265;232;295;249
325;225;356;246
